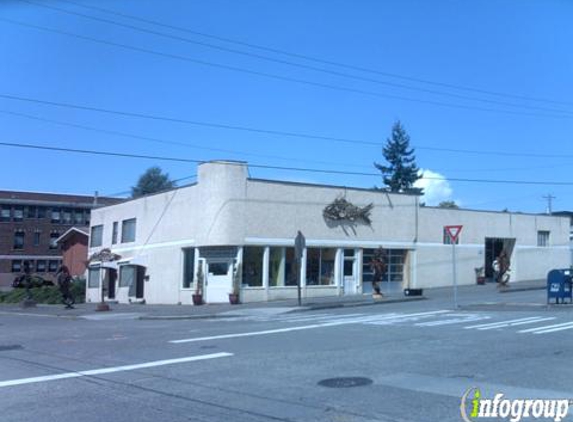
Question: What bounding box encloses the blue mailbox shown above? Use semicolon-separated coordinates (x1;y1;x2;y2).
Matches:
547;269;573;304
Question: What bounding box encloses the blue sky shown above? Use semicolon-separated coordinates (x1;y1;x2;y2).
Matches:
1;0;572;213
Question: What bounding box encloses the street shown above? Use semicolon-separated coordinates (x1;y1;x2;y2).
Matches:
1;287;573;422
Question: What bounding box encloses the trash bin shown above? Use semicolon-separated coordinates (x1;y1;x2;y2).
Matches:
547;269;573;304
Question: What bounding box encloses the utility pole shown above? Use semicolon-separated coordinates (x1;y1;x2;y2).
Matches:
543;194;556;214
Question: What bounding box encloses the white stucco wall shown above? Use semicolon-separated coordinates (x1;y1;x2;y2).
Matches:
87;161;571;304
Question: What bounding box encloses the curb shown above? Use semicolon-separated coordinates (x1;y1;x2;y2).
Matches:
498;286;545;294
139;296;427;320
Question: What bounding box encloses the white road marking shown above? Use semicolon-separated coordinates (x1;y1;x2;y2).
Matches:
0;352;233;388
520;321;573;334
464;317;549;330
171;310;451;344
533;323;573;334
473;317;557;331
415;315;491;327
363;310;451;325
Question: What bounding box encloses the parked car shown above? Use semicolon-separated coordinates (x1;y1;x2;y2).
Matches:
12;275;54;288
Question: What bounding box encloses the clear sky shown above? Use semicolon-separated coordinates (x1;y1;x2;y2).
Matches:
1;0;572;213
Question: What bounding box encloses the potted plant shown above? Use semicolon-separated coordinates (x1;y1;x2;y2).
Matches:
229;262;241;305
192;265;204;305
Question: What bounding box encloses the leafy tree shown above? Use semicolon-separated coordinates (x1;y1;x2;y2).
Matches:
131;166;176;198
438;200;459;209
374;121;422;193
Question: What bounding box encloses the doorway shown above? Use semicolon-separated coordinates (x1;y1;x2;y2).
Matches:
205;260;233;303
106;268;117;299
484;238;515;281
342;249;357;295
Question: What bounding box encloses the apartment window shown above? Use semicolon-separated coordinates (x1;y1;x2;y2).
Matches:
1;206;10;222
121;218;136;243
62;208;72;224
33;231;41;246
49;232;60;249
36;260;46;273
112;222;118;245
13;206;24;222
538;231;550;247
242;247;264;287
88;266;101;288
48;260;60;272
90;225;103;247
182;248;195;289
11;260;22;272
26;206;37;219
51;208;61;223
37;206;46;219
14;230;24;249
74;209;84;225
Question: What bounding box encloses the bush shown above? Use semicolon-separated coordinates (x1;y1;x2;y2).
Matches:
0;280;86;305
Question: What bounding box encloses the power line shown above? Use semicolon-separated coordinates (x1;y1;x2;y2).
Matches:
55;0;573;108
1;17;571;120
0;109;369;169
3;140;573;186
0;94;571;159
20;0;573;116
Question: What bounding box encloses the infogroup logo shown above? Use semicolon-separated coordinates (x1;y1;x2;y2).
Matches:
460;387;571;422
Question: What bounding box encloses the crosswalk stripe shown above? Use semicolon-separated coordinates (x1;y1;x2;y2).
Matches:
280;313;367;323
464;317;546;330
415;315;491;327
532;323;573;334
519;321;573;334
473;317;556;331
363;310;451;325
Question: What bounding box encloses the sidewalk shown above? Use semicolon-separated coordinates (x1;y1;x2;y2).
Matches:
0;279;547;320
0;291;425;320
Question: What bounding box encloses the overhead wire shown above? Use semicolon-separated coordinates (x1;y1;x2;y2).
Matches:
54;0;573;108
0;94;570;159
19;0;573;117
2;141;573;186
0;17;571;120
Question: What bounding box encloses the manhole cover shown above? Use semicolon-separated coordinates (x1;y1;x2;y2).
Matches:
318;377;373;388
0;345;23;352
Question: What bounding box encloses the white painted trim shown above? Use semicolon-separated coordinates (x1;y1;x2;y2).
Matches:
92;238;196;254
0;255;63;260
244;237;417;248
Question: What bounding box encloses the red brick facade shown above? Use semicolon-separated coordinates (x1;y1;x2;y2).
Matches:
0;190;121;289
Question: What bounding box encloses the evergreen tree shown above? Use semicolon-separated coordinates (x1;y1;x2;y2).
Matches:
438;200;459;209
131;166;176;198
374;121;422;193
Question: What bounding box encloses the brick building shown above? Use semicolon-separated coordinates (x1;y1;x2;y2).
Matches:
0;190;121;289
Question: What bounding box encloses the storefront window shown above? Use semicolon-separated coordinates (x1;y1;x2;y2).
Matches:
306;248;336;286
269;247;284;287
242;247;264;287
182;248;195;289
362;249;406;286
119;265;135;288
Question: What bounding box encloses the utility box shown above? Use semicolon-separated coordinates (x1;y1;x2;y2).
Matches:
547;269;573;304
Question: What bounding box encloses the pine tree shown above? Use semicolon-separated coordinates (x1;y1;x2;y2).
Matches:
374;121;422;193
131;166;176;198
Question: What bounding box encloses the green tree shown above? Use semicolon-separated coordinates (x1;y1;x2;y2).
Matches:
374;121;422;193
131;166;176;198
438;200;459;209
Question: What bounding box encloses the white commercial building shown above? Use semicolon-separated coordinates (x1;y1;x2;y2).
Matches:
86;161;570;304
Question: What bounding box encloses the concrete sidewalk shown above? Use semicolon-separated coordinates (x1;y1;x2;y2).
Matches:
0;279;547;320
0;291;425;320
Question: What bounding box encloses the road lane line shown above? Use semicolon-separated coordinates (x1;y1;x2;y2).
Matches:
475;317;556;331
0;352;233;388
416;315;491;327
464;317;545;330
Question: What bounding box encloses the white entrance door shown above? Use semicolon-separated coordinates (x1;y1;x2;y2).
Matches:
205;260;232;303
342;249;357;295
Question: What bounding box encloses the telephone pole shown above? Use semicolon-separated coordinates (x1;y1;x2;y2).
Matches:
543;194;556;214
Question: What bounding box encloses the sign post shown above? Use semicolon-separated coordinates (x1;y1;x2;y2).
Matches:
294;231;306;307
445;225;463;309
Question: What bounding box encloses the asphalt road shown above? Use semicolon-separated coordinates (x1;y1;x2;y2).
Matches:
1;289;573;422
